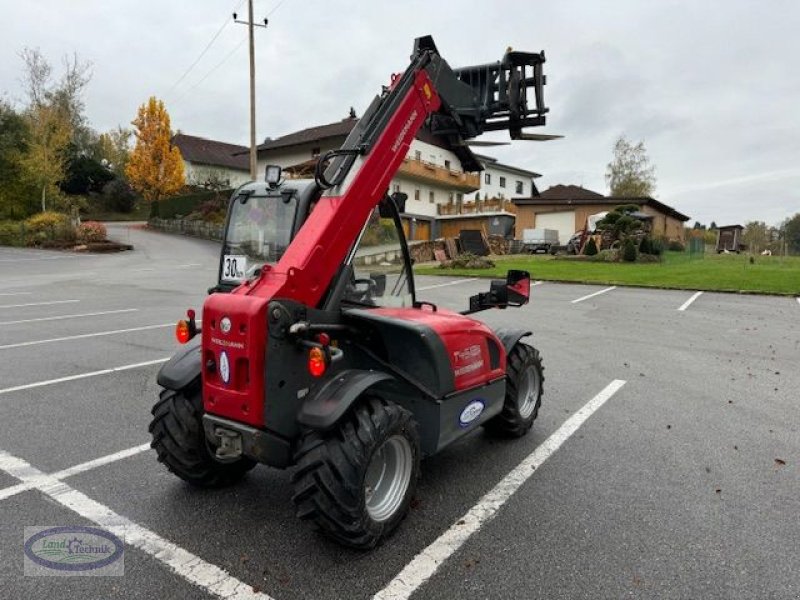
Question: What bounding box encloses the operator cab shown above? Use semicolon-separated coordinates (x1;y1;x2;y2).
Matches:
216;175;320;292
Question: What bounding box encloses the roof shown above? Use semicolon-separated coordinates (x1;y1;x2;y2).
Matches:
473;153;541;178
256;117;358;152
512;185;690;222
172;134;249;171
717;224;744;230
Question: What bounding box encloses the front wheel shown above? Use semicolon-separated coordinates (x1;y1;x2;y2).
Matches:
485;342;544;437
149;386;256;487
291;396;420;549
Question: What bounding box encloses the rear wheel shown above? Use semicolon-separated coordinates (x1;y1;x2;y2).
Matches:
291;396;420;549
149;386;256;487
485;342;543;437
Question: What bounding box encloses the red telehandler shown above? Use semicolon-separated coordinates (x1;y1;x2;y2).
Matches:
150;36;549;548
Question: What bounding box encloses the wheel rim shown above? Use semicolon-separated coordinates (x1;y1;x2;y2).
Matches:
517;363;541;419
364;435;413;522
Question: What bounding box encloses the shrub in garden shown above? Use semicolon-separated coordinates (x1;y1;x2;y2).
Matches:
25;212;75;244
668;240;685;252
439;252;495;269
622;238;638;262
639;236;652;254
584;237;598;256
0;220;25;246
595;249;619;262
77;221;107;243
102;179;138;213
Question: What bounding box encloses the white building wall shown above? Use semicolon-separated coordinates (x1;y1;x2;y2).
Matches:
184;161;251;188
467;163;532;201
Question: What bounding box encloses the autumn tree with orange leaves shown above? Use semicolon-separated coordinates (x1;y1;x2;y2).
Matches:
126;97;184;203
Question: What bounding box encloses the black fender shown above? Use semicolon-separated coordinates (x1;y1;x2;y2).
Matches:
297;369;395;431
156;337;202;391
493;328;532;355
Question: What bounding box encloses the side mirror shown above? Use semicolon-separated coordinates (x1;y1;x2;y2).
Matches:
463;270;531;314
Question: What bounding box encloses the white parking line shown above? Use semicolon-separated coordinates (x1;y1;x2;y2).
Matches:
0;357;169;395
0;443;150;502
0;323;173;350
796;297;800;306
373;379;627;600
571;286;617;304
0;308;138;326
0;292;32;296
0;450;271;599
677;291;704;312
417;278;478;291
0;299;80;309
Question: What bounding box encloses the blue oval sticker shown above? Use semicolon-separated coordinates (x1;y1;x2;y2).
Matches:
24;526;124;572
459;399;485;427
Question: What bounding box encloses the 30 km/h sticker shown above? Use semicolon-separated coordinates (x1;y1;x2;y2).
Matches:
221;255;247;282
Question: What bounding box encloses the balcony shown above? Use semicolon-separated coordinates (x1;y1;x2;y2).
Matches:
397;158;480;192
437;197;517;216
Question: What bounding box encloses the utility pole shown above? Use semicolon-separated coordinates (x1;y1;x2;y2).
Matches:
234;2;267;181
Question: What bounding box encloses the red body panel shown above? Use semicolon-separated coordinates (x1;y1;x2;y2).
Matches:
202;70;442;427
368;307;507;392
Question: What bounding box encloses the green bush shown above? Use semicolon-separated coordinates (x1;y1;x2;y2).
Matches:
649;238;664;256
152;189;233;219
668;240;686;252
0;220;25;246
584;237;598;256
594;249;619;262
639;237;652;254
25;212;75;244
102;179;139;213
622;238;638;262
439;252;495;269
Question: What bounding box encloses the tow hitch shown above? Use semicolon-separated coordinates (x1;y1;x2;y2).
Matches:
214;428;243;460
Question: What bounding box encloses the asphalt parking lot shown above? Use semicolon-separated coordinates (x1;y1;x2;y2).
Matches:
0;223;798;599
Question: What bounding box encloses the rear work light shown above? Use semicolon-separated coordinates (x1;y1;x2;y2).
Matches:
308;346;327;377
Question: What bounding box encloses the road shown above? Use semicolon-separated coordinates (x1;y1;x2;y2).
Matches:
0;223;798;599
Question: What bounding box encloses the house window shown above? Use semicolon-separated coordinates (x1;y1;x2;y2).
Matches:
456;193;463;203
311;146;320;158
499;176;506;188
448;192;454;203
515;180;524;194
485;173;491;185
414;150;422;161
392;183;400;193
429;191;434;203
444;159;451;170
414;189;420;201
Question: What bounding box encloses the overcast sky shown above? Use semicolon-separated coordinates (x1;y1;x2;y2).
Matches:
2;0;798;226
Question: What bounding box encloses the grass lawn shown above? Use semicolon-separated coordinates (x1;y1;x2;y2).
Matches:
416;252;800;295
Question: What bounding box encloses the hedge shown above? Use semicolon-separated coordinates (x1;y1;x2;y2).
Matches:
150;189;233;219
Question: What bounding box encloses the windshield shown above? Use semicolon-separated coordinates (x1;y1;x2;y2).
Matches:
220;192;297;284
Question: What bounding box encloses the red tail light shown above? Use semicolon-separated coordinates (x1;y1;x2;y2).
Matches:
176;320;191;344
308;346;326;377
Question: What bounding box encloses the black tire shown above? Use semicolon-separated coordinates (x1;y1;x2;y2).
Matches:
291;396;421;549
149;385;256;487
485;343;544;437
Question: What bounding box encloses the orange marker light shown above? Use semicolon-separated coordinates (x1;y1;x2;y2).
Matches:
308;346;326;377
176;319;191;344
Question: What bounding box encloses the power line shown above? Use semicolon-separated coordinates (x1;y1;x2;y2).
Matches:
166;0;247;97
173;38;247;105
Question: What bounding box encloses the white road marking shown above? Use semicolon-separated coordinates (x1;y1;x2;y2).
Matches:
176;263;202;268
0;292;32;296
0;322;172;350
677;291;704;312
0;357;168;395
0;450;271;599
133;267;155;272
0;299;80;309
0;443;150;502
0;308;138;326
571;286;617;304
373;379;627;600
532;280;544;286
796;297;800;306
417;278;478;291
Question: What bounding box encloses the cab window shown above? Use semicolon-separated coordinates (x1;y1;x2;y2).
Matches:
344;208;412;308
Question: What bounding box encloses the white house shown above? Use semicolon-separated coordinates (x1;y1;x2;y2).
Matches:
172;133;251;189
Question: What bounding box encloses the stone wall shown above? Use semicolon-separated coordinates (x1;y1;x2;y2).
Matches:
148;218;224;241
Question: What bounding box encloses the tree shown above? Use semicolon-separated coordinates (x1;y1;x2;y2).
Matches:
94;126;132;176
596;203;644;241
709;221;718;230
61;155;114;195
784;213;800;255
605;135;656;197
17;48;92;212
0;101;37;219
126;97;185;203
742;221;769;254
